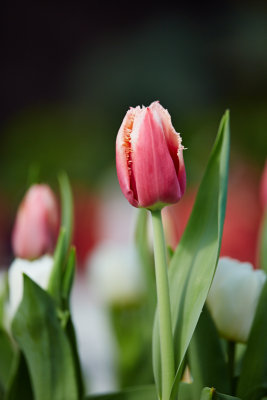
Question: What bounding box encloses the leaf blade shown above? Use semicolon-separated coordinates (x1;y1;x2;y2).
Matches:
12;275;78;400
153;111;230;399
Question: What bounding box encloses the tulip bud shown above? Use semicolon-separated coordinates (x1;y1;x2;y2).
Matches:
260;160;267;209
207;257;266;343
12;184;59;260
116;101;186;210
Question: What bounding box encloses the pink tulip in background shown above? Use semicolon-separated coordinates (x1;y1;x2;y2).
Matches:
116;101;186;210
12;184;59;259
73;189;101;269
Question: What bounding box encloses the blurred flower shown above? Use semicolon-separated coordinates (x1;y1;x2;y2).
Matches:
207;257;266;343
163;163;262;265
116;101;186;210
7;255;54;321
71;276;118;394
260;160;267;209
73;188;101;269
87;242;145;306
12;184;59;260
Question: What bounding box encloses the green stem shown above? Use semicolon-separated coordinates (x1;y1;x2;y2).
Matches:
151;209;175;400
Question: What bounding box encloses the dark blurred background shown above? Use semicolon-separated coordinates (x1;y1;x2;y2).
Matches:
1;0;267;265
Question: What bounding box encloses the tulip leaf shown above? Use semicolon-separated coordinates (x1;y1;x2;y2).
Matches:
85;385;157;400
58;171;73;255
11;275;78;400
237;279;267;399
62;246;76;305
153;111;230;399
5;352;34;400
62;248;85;398
85;383;193;400
200;387;241;400
0;272;8;328
47;228;66;305
0;329;16;396
188;305;230;398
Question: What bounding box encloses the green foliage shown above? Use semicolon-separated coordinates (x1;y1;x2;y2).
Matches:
237;279;267;399
85;383;195;400
86;385;157;400
58;172;73;256
5;352;34;400
188;306;230;398
0;330;15;398
4;172;83;400
11;276;78;400
153;111;230;399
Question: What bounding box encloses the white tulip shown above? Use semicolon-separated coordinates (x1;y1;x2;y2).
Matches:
7;255;54;321
207;257;266;343
87;241;145;305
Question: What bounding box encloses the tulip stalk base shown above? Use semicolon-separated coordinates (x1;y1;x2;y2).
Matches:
151;209;175;400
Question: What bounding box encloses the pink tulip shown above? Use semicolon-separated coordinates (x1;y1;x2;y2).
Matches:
12;184;59;259
260;160;267;209
116;101;186;209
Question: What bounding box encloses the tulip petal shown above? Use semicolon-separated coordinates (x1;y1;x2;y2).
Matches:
150;101;186;196
116;108;139;207
131;107;181;208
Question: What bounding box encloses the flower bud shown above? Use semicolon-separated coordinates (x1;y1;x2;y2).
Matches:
207;257;266;343
12;184;59;259
116;101;186;210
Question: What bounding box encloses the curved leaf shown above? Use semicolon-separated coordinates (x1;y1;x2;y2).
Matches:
86;385;157;400
58;171;73;255
153;111;230;399
237;279;267;399
12;275;78;400
188;305;230;397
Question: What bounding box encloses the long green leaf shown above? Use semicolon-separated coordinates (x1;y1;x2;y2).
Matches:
188;305;230;398
0;330;15;397
85;383;193;400
153;111;230;399
58;171;73;255
5;352;33;400
11;275;78;400
62;247;84;398
86;385;157;400
47;228;66;305
62;247;76;305
237;279;267;399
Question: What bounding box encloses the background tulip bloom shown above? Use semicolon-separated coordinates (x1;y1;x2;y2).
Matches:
207;257;266;343
12;184;59;259
116;101;186;209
